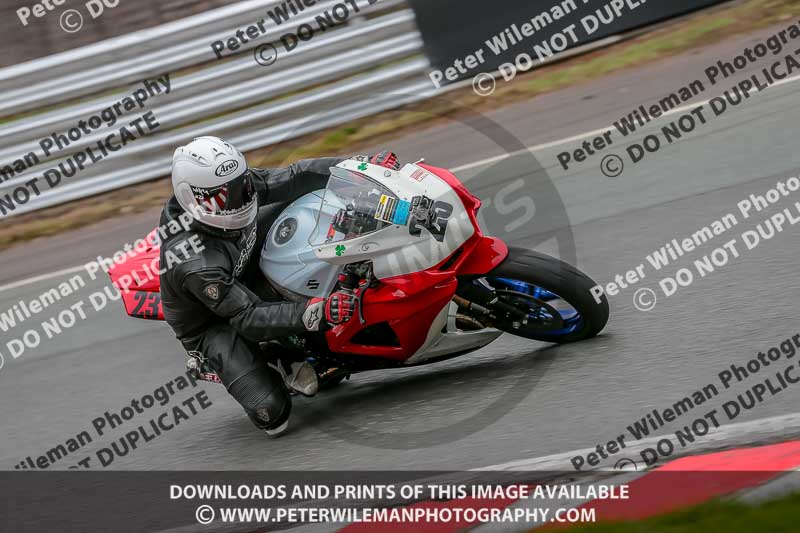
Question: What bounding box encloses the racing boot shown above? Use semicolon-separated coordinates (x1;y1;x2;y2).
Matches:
264;420;289;437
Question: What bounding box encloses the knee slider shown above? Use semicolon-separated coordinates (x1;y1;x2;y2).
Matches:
228;367;291;430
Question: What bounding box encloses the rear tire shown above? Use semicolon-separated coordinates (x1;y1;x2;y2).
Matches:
468;246;609;343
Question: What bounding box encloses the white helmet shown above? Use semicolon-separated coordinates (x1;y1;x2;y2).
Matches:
172;136;257;231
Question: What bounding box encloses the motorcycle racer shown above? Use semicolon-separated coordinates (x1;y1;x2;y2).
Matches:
158;136;399;435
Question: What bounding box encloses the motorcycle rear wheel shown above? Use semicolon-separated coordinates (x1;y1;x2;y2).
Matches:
461;246;610;343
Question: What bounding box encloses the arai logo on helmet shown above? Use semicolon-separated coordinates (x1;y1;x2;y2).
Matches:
215;160;239;177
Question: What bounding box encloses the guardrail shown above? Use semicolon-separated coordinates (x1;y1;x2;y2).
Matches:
0;0;407;115
0;0;436;218
0;0;340;90
0;10;419;153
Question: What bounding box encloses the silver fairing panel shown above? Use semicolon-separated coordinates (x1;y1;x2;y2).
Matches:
259;191;342;300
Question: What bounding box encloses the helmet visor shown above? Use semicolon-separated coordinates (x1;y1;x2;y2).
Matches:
191;170;256;216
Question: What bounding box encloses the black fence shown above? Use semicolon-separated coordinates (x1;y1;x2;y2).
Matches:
409;0;731;84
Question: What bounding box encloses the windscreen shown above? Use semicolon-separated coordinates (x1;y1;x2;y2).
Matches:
310;167;408;245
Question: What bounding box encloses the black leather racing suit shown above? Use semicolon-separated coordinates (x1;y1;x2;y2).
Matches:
159;157;343;430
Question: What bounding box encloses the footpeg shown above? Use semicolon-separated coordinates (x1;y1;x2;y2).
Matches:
287;361;320;397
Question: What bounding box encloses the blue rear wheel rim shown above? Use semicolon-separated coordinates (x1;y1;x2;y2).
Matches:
482;277;585;337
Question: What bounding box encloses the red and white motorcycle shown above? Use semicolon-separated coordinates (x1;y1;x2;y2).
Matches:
110;159;609;386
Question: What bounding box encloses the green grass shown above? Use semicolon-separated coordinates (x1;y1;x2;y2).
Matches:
563;491;800;533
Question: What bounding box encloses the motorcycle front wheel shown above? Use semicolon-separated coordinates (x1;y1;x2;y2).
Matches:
459;246;610;343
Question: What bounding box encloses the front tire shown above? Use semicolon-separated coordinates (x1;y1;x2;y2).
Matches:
461;247;609;343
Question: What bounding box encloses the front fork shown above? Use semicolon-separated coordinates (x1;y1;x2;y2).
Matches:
455;278;529;326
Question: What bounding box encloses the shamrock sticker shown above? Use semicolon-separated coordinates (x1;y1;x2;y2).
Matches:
335;245;346;256
358;163;368;171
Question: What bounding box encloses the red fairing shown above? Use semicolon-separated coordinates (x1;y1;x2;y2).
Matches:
108;228;164;320
324;164;509;360
419;164;508;276
112;164;510;363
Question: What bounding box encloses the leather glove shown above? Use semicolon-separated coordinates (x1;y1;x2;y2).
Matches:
303;291;357;331
370;150;400;171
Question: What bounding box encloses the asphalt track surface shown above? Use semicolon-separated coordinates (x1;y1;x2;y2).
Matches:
2;23;800;473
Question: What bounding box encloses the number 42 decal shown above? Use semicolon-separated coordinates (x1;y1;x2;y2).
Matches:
409;198;453;243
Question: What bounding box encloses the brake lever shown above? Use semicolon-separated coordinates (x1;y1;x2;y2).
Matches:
338;268;369;325
355;270;372;325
